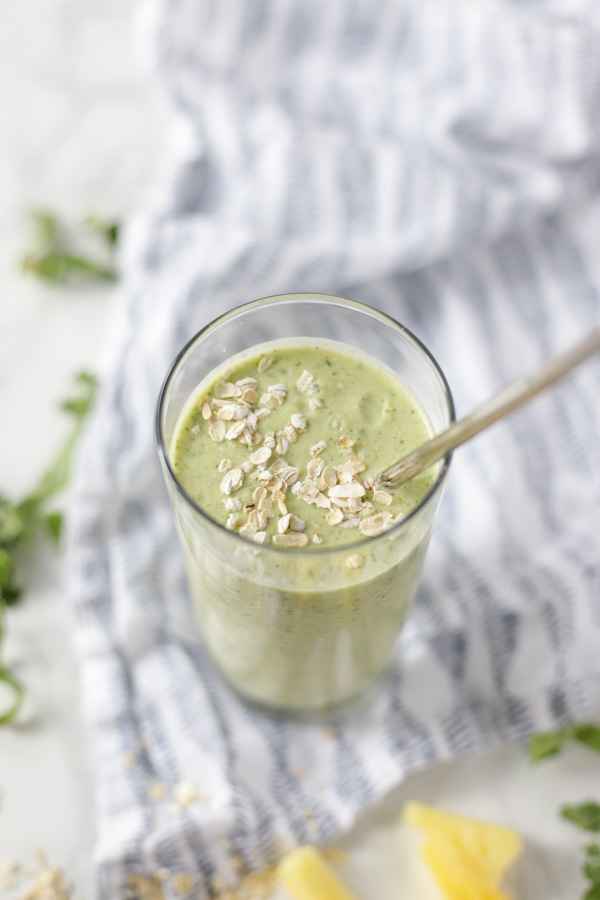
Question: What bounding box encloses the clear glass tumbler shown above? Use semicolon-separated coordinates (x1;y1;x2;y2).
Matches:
156;293;454;718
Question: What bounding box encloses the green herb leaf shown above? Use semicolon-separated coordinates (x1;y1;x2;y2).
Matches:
529;723;600;763
84;214;120;250
561;802;600;833
0;663;24;725
529;729;571;763
0;370;98;723
23;252;116;284
44;512;63;545
573;725;600;754
32;210;61;248
0;547;14;587
28;372;98;505
0;582;21;607
584;886;600;900
0;497;28;545
22;210;119;285
584;842;600;885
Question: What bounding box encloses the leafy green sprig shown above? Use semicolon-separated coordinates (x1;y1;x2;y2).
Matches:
560;806;600;899
529;723;600;763
0;371;98;724
21;211;120;285
529;723;600;898
583;843;600;900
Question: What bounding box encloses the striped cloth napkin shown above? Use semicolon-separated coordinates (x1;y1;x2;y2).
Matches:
69;1;600;896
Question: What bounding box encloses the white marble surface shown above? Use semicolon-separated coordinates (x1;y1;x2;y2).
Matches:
0;1;596;898
0;0;162;892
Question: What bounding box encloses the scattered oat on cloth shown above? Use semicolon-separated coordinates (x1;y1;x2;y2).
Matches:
68;1;600;897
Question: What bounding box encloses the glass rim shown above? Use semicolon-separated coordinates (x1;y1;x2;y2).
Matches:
155;292;455;555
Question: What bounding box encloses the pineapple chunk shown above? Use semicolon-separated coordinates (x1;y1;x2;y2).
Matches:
404;801;523;886
422;830;513;900
278;846;358;900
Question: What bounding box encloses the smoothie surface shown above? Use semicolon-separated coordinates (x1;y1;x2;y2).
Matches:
171;342;437;550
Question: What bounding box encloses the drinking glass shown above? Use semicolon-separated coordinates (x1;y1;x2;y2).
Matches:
156;293;454;718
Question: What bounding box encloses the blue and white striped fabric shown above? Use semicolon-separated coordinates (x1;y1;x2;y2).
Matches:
69;0;600;895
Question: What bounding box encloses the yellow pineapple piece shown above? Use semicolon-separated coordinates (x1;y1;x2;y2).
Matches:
422;830;513;900
403;801;523;886
278;845;359;900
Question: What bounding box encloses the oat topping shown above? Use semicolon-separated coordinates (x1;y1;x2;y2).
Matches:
345;553;365;569
270;457;286;474
209;418;226;442
217;404;247;421
0;860;19;891
278;465;300;485
278;513;291;533
248;509;268;531
296;370;314;392
326;508;344;525
336;459;366;474
174;780;206;809
249;446;272;465
310;440;327;457
242;388;259;405
236;377;258;391
257;356;274;373
359;512;395;537
225;420;246;441
276;435;289;455
252;486;267;504
329;481;365;500
214;380;239;399
172;873;195;896
221;467;244;495
147;780;168;802
268;383;288;403
187;348;419;555
337;434;355;450
0;852;71;900
290;413;307;431
339;516;360;528
284;423;298;443
272;532;309;547
307;457;325;479
321;465;337;487
372;489;393;506
260;392;278;409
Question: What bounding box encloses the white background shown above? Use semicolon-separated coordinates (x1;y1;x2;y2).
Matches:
0;1;597;897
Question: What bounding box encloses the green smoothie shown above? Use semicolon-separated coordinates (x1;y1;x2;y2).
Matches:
172;343;436;549
165;340;442;715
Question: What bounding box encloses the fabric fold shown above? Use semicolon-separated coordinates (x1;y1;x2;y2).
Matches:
69;1;600;896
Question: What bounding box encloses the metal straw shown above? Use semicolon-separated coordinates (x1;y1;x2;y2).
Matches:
377;328;600;490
